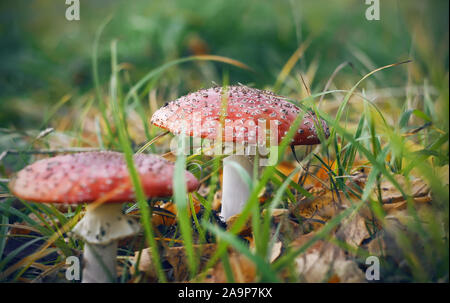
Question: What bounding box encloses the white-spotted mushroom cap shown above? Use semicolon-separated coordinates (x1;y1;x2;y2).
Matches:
9;151;199;204
151;85;330;145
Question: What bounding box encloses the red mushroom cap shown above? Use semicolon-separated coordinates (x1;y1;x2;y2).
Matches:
151;85;329;145
9;151;199;204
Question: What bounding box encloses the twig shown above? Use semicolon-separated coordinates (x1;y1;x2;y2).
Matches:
402;122;432;136
35;128;54;140
298;72;311;96
298;145;313;186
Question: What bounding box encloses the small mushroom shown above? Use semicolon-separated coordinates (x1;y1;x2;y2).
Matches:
151;85;329;221
9;151;199;282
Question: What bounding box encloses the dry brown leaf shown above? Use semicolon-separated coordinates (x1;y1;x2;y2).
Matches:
7;223;36;236
327;274;341;283
261;208;291;222
377;175;430;204
383;201;407;213
381;193;432;214
262;208;302;237
292;233;365;283
131;244;217;282
202;250;256;283
295;190;350;221
309;160;335;188
270;208;290;217
130;247;158;281
226;213;252;236
269;241;282;263
196;183;210;197
276;160;336;189
364;234;387;257
166;244;216;281
345;170;368;195
151;201;177;226
151;198;202;227
162;151;176;162
363;208;432;264
212;191;222;211
294;246;365;283
290;231;322;251
336;212;370;247
276;161;301;183
362;216;408;264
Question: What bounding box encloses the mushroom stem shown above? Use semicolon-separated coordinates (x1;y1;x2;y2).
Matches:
220;154;254;221
73;203;139;283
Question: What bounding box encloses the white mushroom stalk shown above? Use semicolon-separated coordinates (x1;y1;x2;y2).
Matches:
220;154;254;221
72;203;139;283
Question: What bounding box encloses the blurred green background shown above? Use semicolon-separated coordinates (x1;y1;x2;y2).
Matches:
0;0;448;129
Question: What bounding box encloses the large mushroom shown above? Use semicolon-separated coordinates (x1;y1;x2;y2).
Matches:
151;85;329;221
9;151;199;282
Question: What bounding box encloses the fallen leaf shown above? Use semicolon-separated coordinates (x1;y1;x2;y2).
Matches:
295;248;365;283
345;170;368;195
162;151;176;162
363;209;431;265
131;244;217;282
151;201;177;226
151;198;202;227
202;250;256;283
196;183;210;197
166;244;216;281
270;208;290;217
291;232;365;283
377;175;430;204
276;161;301;183
294;190;349;221
262;208;302;237
212;191;221;211
336;212;370;247
226;213;252;236
327;274;340;283
269;241;282;263
382;201;407;213
276;160;336;189
290;232;325;252
130;247;158;281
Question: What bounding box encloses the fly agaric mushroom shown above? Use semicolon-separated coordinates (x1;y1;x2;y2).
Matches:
151;85;329;221
9;151;199;282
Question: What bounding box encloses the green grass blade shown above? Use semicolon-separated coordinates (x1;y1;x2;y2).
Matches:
109;40;167;282
173;134;198;278
203;222;279;282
